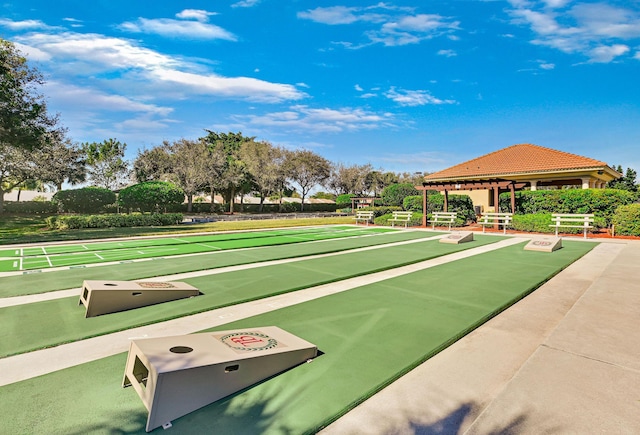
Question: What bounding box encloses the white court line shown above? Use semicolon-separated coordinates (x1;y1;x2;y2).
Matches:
41;247;47;255
45;256;52;267
82;245;88;250
197;244;221;250
94;253;104;260
0;237;527;386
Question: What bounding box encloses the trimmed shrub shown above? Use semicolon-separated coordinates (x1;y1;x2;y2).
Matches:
46;213;184;230
404;193;475;226
380;183;420;207
374;211;423;227
53;187;116;214
3;201;57;215
119;182;185;213
611;204;640;236
499;189;636;226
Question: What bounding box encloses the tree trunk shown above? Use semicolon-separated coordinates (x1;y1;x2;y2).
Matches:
0;188;4;213
228;186;235;213
209;187;216;213
16;188;22;202
187;193;193;212
259;195;265;213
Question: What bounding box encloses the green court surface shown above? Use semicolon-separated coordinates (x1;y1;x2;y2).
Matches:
0;229;437;297
0;226;393;272
0;240;596;434
0;235;503;357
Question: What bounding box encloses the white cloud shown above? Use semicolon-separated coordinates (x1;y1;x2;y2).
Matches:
437;49;457;57
232;105;395;133
587;44;630;63
385;88;455;106
12;42;52;61
507;1;640;63
43;81;173;116
175;9;217;22
232;0;261;8
0;18;52;30
355;84;364;91
15;32;307;103
150;69;306;103
298;5;459;47
119;17;236;40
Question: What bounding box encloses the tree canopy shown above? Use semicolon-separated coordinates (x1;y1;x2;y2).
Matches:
0;39;61;151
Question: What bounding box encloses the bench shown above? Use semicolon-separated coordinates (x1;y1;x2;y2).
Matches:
353;210;375;226
428;211;457;230
550;213;594;239
478;212;513;234
389;211;413;228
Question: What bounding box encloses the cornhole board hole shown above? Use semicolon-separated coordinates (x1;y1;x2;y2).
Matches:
439;231;474;244
524;237;562;252
79;280;200;318
122;326;318;432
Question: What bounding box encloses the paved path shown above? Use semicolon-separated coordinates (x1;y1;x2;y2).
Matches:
320;239;640;434
0;237;526;386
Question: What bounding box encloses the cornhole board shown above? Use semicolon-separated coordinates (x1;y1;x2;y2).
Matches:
123;326;318;432
79;280;200;318
439;231;474;244
524;237;562;252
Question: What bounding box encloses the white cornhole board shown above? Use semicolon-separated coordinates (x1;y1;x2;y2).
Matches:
439;231;474;244
524;237;562;252
79;280;200;318
123;326;318;432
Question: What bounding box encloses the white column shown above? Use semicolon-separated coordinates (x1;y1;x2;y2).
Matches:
530;180;538;191
581;178;591;189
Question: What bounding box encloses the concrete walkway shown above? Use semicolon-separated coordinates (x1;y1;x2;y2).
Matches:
320;239;640;434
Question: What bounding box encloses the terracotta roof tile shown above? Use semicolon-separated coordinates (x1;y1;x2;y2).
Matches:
424;144;609;180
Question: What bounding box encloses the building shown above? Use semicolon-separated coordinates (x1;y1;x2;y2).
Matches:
417;143;621;215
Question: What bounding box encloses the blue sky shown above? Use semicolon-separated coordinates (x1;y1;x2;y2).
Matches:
2;1;639;176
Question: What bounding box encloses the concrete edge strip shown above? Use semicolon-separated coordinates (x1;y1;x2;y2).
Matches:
0;237;525;386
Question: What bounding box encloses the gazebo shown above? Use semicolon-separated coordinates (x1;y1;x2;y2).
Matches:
415;144;621;226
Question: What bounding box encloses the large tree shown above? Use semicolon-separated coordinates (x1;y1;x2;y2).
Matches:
240;140;287;212
81;138;130;190
328;163;372;195
38;138;86;191
133;146;173;182
607;165;638;192
285;149;331;211
163;139;209;212
200;131;254;213
0;143;39;212
0;39;61;151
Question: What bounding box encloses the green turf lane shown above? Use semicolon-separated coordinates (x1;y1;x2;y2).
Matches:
0;227;394;272
0;236;505;357
0;240;596;434
0;230;437;297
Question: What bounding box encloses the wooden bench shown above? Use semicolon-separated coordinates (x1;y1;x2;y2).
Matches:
550;213;594;239
389;211;413;228
354;210;375;226
478;212;513;234
428;211;457;230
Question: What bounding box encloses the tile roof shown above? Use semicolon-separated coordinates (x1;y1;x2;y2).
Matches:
424;143;609;180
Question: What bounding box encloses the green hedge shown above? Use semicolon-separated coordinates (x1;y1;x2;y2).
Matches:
45;213;184;230
511;213;607;234
2;201;57;215
404;193;475;226
611;204;640;236
53;187;116;214
374;212;423;227
118;182;184;213
381;183;420;206
499;189;637;226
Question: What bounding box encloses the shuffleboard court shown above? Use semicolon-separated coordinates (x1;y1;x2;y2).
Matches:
0;240;596;434
0;235;505;358
0;230;438;297
0;226;394;273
